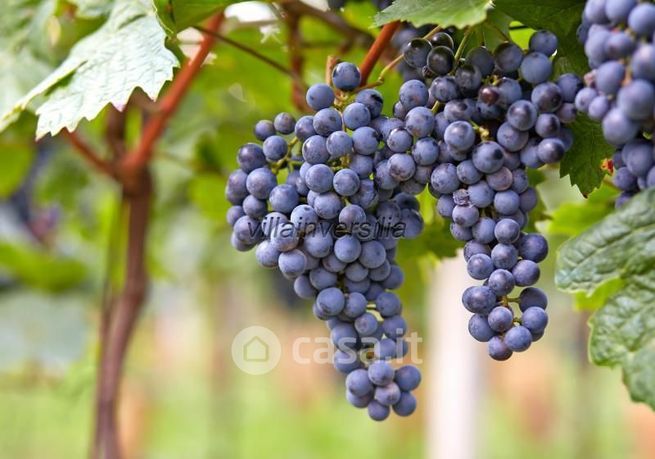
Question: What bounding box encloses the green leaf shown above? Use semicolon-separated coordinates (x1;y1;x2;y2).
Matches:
0;0;55;130
1;0;178;138
548;184;618;237
469;9;512;51
560;115;614;196
0;0;56;51
0;242;88;292
573;277;623;311
154;0;235;32
556;188;655;409
494;0;583;39
375;0;492;29
0;50;52;130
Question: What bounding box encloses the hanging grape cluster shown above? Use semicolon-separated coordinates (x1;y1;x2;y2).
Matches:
397;30;579;360
227;62;428;421
226;20;586;417
576;0;655;206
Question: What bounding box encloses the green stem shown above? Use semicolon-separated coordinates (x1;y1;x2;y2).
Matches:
453;29;474;64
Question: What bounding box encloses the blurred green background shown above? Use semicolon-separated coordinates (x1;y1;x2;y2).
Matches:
0;1;654;458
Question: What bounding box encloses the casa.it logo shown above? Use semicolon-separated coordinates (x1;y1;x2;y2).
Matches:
231;326;282;375
231;325;423;376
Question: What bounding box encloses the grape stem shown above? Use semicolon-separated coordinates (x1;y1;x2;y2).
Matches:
62;130;115;177
453;28;474;64
358;21;401;87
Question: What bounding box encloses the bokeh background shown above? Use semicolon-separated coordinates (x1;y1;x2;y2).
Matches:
0;2;654;458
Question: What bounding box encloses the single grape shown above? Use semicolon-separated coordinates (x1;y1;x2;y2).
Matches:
468;314;495;342
521;306;549;334
487;269;515;296
488;336;513;361
467;253;494;280
274;112;296;134
368;400;391;421
504;325;533;352
402;38;432;69
488;306;514;332
306;83;335;110
332;62;361;91
393;392;417;417
254;120;276;141
494;42;524;73
529;30;558;56
399;79;429;110
462;285;496;314
519;52;553;84
427;46;455;76
628;3;655;36
313;107;343;136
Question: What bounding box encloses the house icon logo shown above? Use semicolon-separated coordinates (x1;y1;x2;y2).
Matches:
231;326;281;375
244;336;269;362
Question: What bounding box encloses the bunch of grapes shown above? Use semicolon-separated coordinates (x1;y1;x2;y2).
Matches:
393;30;580;360
575;0;655;206
226;62;427;420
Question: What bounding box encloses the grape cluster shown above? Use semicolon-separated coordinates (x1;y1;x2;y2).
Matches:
226;62;427;420
575;0;655;206
396;30;578;360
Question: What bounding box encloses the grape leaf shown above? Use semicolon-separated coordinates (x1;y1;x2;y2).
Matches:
154;0;236;32
375;0;492;29
556;188;655;409
548;184;617;237
0;0;54;130
560;115;614;196
1;0;178;139
0;50;52;130
469;9;512;52
494;0;584;39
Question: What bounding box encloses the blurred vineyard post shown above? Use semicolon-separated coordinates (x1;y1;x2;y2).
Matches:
428;254;482;459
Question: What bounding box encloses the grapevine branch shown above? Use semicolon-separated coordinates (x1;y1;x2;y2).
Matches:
96;171;152;459
121;13;225;179
62;130;114;176
285;7;308;111
358;21;401;86
89;12;226;459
